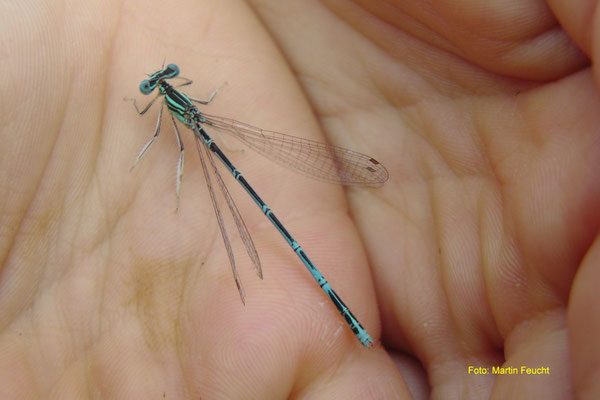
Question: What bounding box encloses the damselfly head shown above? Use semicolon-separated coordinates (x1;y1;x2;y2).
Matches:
139;64;181;95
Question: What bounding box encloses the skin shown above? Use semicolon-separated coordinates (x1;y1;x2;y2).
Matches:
0;0;599;398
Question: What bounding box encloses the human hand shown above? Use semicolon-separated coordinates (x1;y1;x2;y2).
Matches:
1;0;598;399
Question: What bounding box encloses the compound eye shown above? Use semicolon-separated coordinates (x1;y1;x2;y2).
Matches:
166;64;180;78
139;80;153;95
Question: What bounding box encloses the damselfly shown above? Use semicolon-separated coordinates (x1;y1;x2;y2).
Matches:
126;64;388;347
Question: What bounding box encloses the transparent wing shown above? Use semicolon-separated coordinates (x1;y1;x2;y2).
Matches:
195;137;252;304
199;113;389;185
199;134;263;280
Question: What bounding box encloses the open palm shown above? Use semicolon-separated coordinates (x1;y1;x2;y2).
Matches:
1;0;598;399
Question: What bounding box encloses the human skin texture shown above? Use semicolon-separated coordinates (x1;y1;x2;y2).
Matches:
1;0;599;399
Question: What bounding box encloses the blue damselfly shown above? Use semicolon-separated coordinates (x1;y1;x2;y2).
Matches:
126;64;388;348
